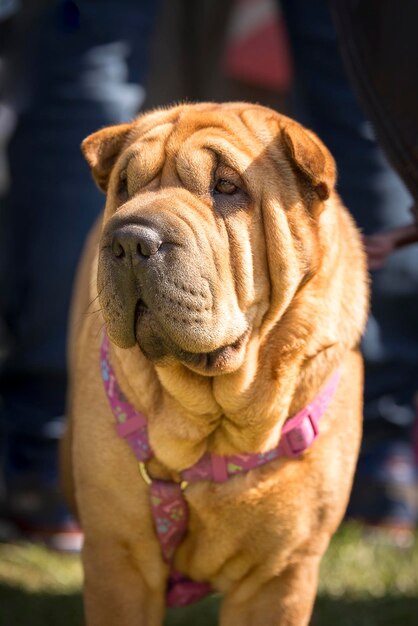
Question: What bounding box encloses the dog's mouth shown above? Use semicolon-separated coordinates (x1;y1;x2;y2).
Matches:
133;298;250;375
177;329;251;376
134;298;150;323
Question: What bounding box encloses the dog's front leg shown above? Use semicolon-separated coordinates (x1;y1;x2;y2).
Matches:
219;556;321;626
83;538;166;626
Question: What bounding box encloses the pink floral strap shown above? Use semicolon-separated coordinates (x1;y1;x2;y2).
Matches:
182;370;340;484
100;332;340;608
101;334;151;462
100;334;212;606
149;480;212;606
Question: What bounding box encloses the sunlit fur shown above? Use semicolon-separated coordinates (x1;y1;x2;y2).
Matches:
62;103;368;626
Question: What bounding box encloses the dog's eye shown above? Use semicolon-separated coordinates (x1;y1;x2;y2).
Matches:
118;170;129;201
214;179;238;195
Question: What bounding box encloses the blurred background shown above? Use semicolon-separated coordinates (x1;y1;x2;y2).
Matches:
0;1;417;624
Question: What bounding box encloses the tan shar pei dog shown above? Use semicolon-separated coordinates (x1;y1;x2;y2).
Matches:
62;102;368;626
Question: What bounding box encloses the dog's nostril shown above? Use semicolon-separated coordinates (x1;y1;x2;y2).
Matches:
111;225;163;260
112;239;125;259
136;235;162;258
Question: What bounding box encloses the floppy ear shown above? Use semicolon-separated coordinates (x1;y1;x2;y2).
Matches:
281;122;336;202
81;123;133;192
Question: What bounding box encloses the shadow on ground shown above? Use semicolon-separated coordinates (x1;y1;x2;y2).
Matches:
313;594;418;626
1;583;418;626
0;583;83;626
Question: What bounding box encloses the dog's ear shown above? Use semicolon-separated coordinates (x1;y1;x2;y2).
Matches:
81;123;132;192
281;121;336;203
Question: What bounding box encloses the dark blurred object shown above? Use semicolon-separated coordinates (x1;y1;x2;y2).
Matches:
328;0;418;535
330;0;418;211
145;0;289;113
330;0;418;264
364;224;418;270
0;0;19;22
348;440;418;547
222;0;292;92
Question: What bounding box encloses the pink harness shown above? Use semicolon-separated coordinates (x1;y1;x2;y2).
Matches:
100;333;339;608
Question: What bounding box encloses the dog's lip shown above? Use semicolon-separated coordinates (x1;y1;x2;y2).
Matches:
178;329;251;375
133;297;250;373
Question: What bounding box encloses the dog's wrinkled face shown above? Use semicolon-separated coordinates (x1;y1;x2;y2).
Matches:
82;103;335;375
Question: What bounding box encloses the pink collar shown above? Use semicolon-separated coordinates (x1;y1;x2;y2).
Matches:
100;333;339;607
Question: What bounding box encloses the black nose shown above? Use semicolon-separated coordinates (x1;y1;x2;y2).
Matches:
111;224;163;259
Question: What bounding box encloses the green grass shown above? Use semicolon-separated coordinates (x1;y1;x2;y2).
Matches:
0;524;417;625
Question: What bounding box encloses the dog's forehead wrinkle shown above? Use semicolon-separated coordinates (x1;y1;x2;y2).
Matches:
121;138;174;193
168;111;262;157
115;118;177;174
128;115;266;197
174;147;215;195
140;121;176;142
238;109;277;147
131;105;181;134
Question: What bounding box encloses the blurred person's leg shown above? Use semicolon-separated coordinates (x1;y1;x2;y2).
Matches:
0;0;159;547
280;0;418;531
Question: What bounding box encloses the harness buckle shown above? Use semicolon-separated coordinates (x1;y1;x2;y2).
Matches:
139;462;189;491
281;413;319;457
139;462;152;485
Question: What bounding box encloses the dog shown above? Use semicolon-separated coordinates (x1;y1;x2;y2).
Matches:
62;102;368;626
